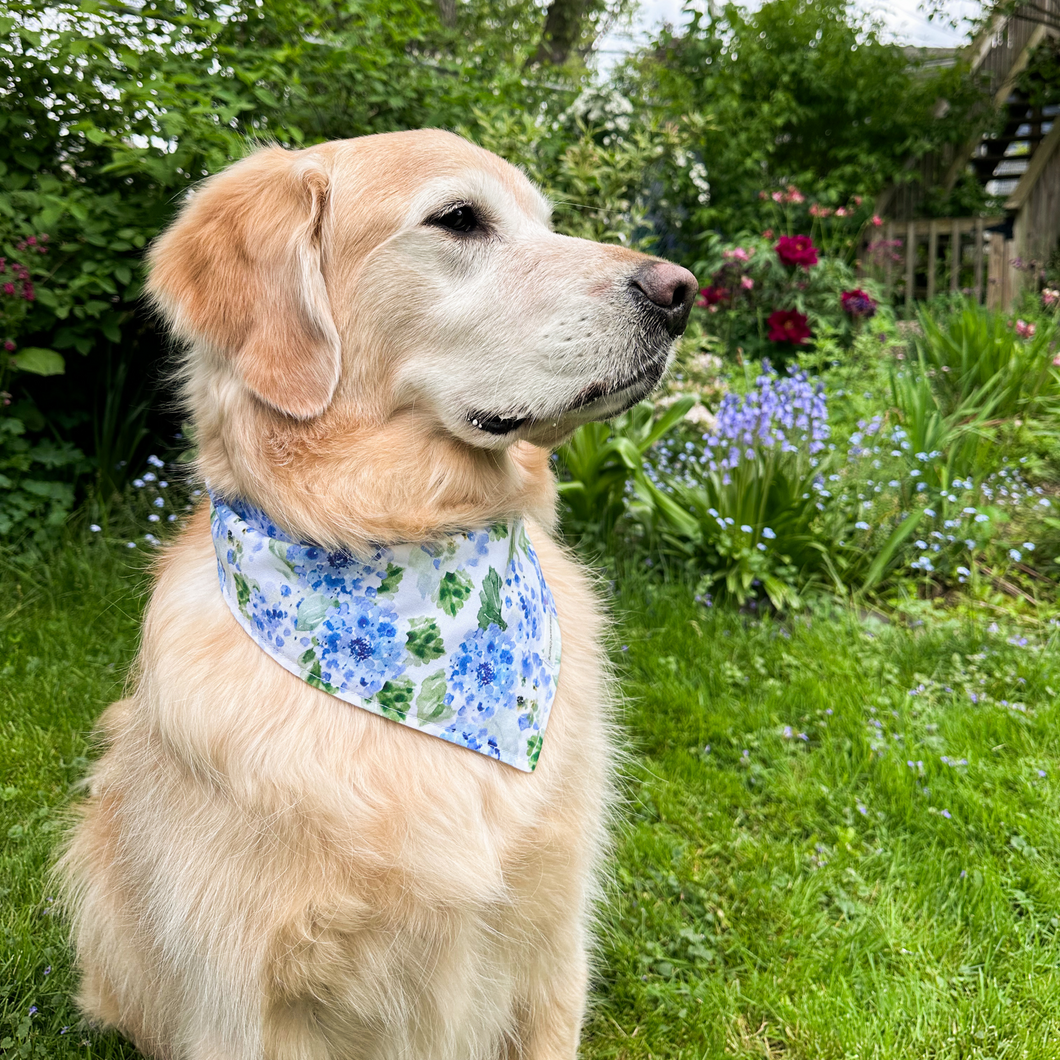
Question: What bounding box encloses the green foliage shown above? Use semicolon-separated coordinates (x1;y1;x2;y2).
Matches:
0;416;86;544
641;366;842;608
556;397;693;543
0;0;608;545
912;300;1060;423
462;92;705;248
887;360;999;489
585;582;1060;1057
630;0;983;242
1017;37;1060;111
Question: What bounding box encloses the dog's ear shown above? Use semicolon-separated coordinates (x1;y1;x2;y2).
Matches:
147;147;341;420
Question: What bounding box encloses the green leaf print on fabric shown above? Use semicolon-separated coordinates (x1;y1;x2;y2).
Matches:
295;593;336;631
375;677;415;721
436;569;473;617
487;523;509;541
377;563;404;596
416;671;452;724
476;567;508;632
526;732;543;772
406;616;446;664
267;538;297;574
304;657;338;695
233;572;252;613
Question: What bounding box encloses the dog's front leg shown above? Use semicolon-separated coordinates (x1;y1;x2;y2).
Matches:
508;931;590;1060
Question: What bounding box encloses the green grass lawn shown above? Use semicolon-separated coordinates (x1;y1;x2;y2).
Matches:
4;540;1060;1058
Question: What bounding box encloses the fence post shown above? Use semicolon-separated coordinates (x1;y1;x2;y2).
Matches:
974;219;984;303
905;221;916;317
986;232;1004;309
1004;238;1016;308
950;219;961;293
927;220;938;301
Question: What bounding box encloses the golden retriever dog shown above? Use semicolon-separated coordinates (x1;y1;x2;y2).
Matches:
58;130;695;1060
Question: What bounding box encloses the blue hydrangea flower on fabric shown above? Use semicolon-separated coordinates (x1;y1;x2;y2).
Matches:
247;586;295;650
209;491;560;771
448;625;518;718
318;597;405;697
292;545;381;594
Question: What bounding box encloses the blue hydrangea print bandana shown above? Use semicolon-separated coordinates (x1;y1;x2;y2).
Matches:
208;492;561;772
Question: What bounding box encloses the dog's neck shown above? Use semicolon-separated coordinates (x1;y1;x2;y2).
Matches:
207;489;561;771
194;403;559;553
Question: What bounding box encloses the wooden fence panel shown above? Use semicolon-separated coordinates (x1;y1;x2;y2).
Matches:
866;217;1006;313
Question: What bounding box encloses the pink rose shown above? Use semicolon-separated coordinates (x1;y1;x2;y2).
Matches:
723;247;753;263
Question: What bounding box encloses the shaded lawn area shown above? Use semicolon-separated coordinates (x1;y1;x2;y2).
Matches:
3;540;1060;1058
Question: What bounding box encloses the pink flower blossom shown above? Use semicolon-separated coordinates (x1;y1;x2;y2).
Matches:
809;204;832;218
872;215;883;226
723;247;753;263
771;191;783;203
853;196;863;206
783;185;805;204
835;207;848;217
1043;288;1059;307
741;275;754;290
2;283;14;296
1015;319;1036;339
3;340;14;351
762;228;774;240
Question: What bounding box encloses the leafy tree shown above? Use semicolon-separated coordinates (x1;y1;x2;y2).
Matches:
0;0;599;531
628;0;983;245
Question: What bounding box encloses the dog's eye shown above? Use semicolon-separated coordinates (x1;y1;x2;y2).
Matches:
426;205;480;235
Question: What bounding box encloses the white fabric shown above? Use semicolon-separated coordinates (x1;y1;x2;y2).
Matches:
209;492;561;771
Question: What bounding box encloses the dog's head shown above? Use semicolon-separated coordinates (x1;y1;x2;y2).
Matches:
148;131;695;544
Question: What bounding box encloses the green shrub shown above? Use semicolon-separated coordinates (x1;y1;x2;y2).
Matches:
911;300;1060;423
690;228;883;364
644;365;841;608
556;397;693;545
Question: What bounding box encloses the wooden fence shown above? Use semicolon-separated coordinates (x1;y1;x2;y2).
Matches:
864;217;1019;312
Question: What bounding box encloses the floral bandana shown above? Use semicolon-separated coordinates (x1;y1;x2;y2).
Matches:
209;492;561;772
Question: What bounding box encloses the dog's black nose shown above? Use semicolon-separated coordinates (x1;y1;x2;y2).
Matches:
629;261;698;337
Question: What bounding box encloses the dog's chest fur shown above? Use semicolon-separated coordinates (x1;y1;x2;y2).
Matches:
66;504;612;1060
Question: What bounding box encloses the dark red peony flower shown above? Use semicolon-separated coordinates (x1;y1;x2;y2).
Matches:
767;309;812;345
775;235;818;268
840;288;877;318
696;284;729;307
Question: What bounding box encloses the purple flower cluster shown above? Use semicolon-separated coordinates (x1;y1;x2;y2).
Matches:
703;364;829;476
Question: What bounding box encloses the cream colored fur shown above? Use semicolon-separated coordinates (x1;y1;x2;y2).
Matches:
57;130;692;1060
